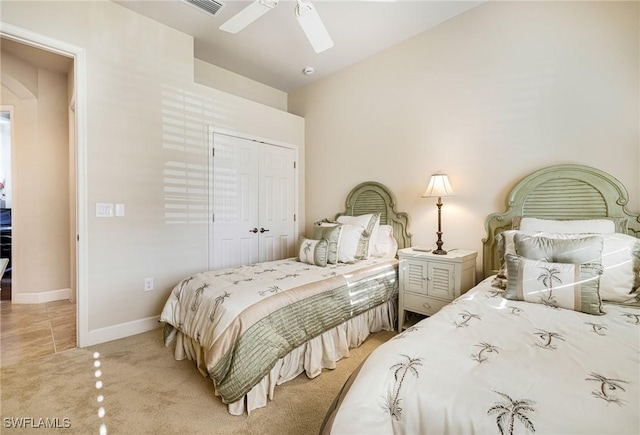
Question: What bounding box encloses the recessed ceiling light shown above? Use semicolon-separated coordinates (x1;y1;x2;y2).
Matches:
303;66;315;75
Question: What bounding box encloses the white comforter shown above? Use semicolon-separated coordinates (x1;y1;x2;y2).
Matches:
325;277;640;435
160;257;396;352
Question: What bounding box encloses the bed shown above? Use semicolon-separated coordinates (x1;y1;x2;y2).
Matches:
159;181;412;415
322;164;640;435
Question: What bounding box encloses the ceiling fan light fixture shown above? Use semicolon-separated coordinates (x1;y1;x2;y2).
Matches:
295;0;334;53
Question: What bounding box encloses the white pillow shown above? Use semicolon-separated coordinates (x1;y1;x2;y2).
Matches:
497;230;640;302
337;224;366;263
371;225;398;258
336;213;380;258
519;218;616;234
598;233;639;302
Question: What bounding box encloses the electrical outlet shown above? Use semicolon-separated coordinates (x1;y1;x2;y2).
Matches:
144;277;154;291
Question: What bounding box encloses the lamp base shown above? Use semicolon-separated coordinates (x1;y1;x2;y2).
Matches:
431;248;448;255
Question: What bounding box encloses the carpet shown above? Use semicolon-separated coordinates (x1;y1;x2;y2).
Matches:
0;328;395;434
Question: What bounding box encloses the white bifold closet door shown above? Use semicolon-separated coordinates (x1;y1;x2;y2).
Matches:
210;133;295;270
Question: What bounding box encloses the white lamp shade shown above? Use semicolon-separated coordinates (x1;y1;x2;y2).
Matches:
422;174;455;198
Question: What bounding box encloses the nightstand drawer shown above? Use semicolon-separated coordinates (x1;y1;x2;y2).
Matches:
403;293;449;316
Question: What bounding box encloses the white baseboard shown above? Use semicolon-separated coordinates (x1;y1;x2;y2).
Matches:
12;288;72;304
83;315;161;347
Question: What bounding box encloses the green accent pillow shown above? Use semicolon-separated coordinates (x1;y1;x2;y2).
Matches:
312;224;342;264
514;233;604;264
297;238;328;267
505;253;604;315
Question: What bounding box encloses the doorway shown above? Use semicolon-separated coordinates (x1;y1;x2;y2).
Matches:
0;109;12;300
0;36;77;348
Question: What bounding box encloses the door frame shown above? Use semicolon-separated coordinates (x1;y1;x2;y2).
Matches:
208;126;300;270
1;23;89;347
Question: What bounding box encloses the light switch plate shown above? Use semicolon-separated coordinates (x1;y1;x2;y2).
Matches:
115;204;125;217
96;203;114;217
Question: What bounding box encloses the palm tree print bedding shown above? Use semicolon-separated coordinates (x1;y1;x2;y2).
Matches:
160;257;399;403
323;278;639;434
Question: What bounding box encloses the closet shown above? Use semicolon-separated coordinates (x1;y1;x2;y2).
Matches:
210;133;296;270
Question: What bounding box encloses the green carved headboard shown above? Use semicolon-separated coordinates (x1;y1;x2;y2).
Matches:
335;181;412;250
483;164;640;277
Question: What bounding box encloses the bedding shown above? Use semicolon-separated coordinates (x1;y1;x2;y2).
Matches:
322;278;640;434
161;256;399;413
160;180;413;415
323;165;640;435
494;230;640;304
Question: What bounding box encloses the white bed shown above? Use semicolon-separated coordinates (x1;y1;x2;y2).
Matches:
160;181;412;415
322;165;640;434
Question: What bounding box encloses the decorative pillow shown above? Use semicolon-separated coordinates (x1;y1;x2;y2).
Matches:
519;217;619;234
297;238;328;267
336;213;380;258
514;233;604;264
491;230;525;290
505;254;604;315
370;225;398;258
336;224;368;263
494;230;640;302
597;233;640;302
337;213;380;260
312;223;342;264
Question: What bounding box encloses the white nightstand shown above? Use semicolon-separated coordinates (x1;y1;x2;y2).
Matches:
398;248;477;330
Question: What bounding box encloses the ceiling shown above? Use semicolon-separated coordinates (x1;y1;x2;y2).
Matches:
1;37;73;74
115;0;484;92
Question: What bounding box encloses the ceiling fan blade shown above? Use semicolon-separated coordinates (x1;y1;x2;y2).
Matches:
295;0;334;53
219;0;278;34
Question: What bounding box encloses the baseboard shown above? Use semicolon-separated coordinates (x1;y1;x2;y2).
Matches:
84;315;161;347
12;288;72;304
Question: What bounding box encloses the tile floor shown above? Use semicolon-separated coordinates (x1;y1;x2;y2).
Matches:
0;299;76;368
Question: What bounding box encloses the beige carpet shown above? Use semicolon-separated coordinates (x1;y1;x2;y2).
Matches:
1;328;395;434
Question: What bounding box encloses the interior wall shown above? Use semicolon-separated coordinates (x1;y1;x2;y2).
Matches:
1;0;304;344
194;59;288;111
289;0;640;276
0;52;71;298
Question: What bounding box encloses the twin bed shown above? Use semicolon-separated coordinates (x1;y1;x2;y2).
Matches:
322;164;640;434
160;181;412;415
161;164;639;434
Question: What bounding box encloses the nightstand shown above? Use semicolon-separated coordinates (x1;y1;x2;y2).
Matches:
398;248;477;330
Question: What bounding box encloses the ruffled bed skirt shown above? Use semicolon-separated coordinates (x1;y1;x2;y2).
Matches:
168;299;397;415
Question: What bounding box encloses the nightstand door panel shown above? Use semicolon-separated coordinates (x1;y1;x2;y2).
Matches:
427;262;455;300
402;260;428;295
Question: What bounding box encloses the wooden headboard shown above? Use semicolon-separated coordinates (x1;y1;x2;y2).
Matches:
483;164;640;277
335;181;412;250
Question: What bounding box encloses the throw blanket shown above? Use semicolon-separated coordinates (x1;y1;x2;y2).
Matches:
160;258;398;403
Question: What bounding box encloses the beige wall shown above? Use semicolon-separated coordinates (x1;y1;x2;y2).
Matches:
194;59;288;111
289;0;640;277
1;52;71;298
1;0;304;344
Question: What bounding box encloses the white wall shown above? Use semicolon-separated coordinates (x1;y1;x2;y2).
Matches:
289;0;639;277
1;0;304;344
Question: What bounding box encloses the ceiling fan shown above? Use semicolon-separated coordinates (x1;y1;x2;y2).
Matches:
219;0;334;53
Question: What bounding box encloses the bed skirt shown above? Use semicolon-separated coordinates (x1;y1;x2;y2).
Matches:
168;298;397;415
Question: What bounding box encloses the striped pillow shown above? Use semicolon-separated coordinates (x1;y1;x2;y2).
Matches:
505;254;604;315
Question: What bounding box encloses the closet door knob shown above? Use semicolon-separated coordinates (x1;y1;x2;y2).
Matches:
260;228;270;233
249;228;258;233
